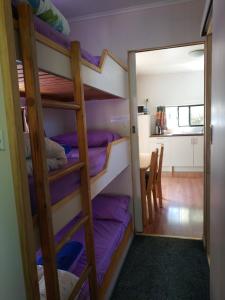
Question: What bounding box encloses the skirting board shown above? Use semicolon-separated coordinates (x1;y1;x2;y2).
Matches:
162;166;203;172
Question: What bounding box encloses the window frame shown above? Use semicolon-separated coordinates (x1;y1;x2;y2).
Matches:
166;104;204;128
189;105;204;126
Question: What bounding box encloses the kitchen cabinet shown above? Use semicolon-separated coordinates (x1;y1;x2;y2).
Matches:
149;135;204;169
193;136;204;166
138;114;151;154
149;137;172;166
170;137;193;167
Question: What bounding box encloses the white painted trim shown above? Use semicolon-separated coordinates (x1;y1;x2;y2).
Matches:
15;28;128;99
128;52;143;233
137;233;203;240
69;0;193;23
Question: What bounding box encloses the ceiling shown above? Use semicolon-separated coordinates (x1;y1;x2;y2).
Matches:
136;44;204;76
52;0;187;20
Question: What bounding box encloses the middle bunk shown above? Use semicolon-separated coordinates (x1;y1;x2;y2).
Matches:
30;132;130;233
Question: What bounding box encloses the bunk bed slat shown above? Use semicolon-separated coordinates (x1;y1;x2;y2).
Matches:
68;265;92;300
48;161;85;183
42;99;80;110
71;41;98;299
18;4;60;299
56;215;89;252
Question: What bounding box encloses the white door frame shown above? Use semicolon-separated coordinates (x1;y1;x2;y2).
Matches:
128;51;143;232
128;41;206;235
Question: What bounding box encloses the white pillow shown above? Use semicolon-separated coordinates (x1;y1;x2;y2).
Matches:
37;265;79;300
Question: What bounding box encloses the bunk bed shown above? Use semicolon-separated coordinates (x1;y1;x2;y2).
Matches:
14;9;128;101
31;133;130;234
54;194;133;300
11;2;133;300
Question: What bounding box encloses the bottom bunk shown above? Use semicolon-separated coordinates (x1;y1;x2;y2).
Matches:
37;194;133;299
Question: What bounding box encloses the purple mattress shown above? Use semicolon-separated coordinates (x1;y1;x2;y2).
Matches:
29;147;107;214
55;212;131;300
33;17;101;66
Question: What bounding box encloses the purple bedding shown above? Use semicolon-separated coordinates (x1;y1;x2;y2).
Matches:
29;147;107;214
51;130;121;148
33;17;101;66
12;2;101;66
55;195;131;299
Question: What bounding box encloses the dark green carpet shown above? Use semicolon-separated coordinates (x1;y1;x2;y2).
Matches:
111;236;209;300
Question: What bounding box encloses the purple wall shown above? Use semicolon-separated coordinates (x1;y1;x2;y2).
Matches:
69;0;205;63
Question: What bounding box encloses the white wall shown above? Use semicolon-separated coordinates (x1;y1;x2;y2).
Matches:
0;69;26;300
137;71;204;107
69;0;205;63
137;71;204;135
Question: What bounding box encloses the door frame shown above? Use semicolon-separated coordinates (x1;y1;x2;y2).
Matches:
128;41;208;240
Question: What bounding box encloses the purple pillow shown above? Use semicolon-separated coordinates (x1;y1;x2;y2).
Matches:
51;130;121;148
92;194;130;224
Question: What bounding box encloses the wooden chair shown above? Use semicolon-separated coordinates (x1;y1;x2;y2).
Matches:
145;150;158;223
156;145;164;208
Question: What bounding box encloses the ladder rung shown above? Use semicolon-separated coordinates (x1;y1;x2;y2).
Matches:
56;216;89;253
68;265;92;300
42;100;80;110
48;162;84;182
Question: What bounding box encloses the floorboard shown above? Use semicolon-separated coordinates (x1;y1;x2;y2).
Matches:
144;172;203;238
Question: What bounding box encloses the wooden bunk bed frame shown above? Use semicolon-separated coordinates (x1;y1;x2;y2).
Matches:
18;3;97;299
7;2;133;300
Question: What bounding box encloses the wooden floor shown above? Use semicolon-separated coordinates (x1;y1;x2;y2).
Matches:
144;172;203;238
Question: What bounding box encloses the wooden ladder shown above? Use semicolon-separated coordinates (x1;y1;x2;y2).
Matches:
18;3;97;300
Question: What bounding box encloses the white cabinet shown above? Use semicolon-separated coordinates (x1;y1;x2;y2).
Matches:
149;135;204;170
149;137;172;166
138;114;151;154
193;136;204;166
170;137;193;167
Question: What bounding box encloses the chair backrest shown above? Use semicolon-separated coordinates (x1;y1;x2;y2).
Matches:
146;150;158;193
157;145;164;180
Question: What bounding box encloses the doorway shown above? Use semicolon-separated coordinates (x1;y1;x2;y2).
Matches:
129;42;205;239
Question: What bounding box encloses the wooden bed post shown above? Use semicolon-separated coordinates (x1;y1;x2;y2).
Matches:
18;4;60;300
71;41;98;299
0;1;40;299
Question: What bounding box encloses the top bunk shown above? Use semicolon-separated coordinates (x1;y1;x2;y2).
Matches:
13;4;128;101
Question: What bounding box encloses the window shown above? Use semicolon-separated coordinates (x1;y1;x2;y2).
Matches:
178;106;189;127
166;105;204;128
166;106;178;129
190;105;204;126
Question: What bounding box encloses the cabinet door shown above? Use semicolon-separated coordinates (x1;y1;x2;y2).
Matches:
170;137;193;167
193;136;204;167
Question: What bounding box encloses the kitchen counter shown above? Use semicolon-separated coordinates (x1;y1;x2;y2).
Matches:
150;133;204;137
